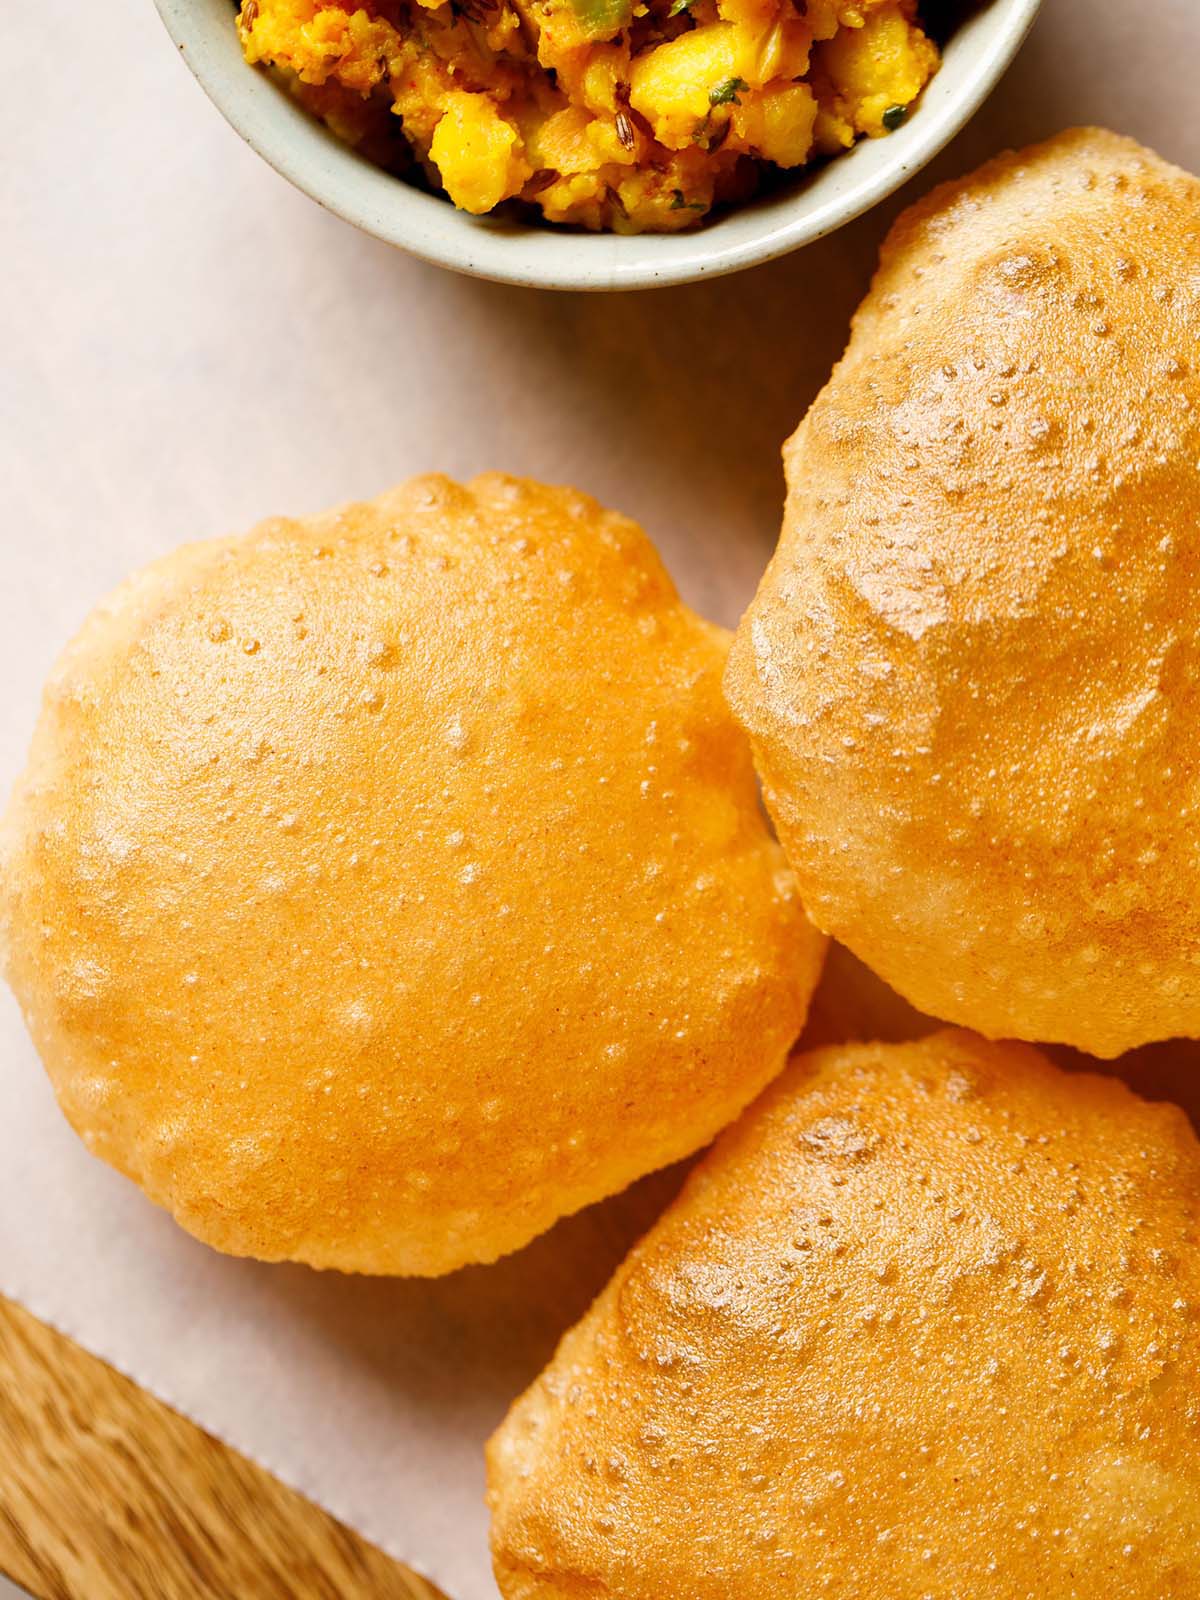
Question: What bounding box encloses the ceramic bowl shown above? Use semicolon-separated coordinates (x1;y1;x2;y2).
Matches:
155;0;1042;290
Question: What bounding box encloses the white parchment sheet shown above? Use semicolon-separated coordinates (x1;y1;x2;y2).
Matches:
2;2;1199;1594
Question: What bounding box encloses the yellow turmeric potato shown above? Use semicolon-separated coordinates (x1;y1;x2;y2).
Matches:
429;91;532;212
489;1031;1200;1598
813;2;938;145
732;82;818;169
0;475;824;1275
236;0;940;231
629;24;752;151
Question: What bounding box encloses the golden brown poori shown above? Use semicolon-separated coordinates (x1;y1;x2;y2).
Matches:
488;1030;1200;1598
0;473;824;1275
727;128;1200;1058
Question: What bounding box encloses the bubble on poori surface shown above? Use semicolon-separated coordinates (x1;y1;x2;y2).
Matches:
727;128;1200;1058
488;1030;1200;1598
0;473;823;1275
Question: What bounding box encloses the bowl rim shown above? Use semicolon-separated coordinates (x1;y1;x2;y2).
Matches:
154;0;1043;291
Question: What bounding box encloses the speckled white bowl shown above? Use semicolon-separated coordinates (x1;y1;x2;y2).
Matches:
154;0;1041;290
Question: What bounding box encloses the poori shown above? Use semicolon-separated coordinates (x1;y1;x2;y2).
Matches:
0;473;824;1275
727;128;1200;1057
488;1030;1200;1597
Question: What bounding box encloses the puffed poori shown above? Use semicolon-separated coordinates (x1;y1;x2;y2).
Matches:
488;1030;1200;1598
727;128;1200;1057
0;474;824;1275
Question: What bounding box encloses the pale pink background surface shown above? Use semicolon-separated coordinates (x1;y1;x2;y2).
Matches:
2;2;1199;1594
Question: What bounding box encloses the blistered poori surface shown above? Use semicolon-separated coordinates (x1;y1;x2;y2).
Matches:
488;1031;1200;1598
727;128;1200;1056
0;474;822;1274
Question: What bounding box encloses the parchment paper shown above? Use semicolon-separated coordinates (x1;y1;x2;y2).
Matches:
2;2;1199;1594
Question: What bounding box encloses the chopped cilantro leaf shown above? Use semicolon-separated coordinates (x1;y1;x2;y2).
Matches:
708;75;749;107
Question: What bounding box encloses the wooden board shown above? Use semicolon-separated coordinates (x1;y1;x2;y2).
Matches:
0;1297;446;1600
